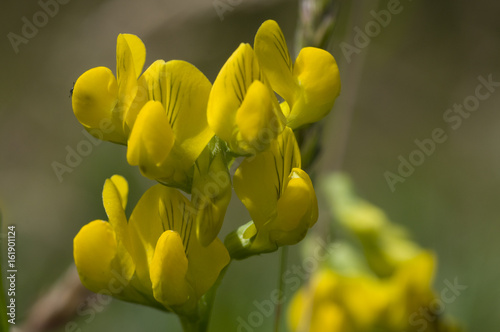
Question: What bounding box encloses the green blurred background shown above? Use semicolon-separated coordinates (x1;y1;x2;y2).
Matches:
1;0;499;330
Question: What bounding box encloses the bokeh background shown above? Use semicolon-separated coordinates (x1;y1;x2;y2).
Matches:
1;0;499;330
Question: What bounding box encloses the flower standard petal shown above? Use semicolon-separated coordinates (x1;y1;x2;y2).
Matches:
116;34;146;135
208;43;284;155
109;174;128;209
102;175;135;280
254;19;298;105
135;60;213;190
127;184;172;290
208;43;258;145
116;34;146;82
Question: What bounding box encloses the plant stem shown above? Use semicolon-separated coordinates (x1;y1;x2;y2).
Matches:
273;246;288;332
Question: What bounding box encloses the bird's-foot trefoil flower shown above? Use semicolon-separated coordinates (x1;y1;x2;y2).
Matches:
226;127;318;259
73;175;230;317
207;43;286;156
254;20;341;129
127;59;214;192
72;34;147;144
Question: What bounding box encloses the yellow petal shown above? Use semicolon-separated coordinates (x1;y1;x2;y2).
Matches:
208;43;257;143
270;169;318;245
73;220;119;293
208;43;282;154
137;60;213;189
310;303;345;332
126;101;175;170
103;176;128;229
116;34;146;81
163;61;213;162
186;235;230;300
233;127;301;228
254;20;298;104
140;60;212;164
116;34;147;135
110;174;128;209
102;175;134;269
340;275;389;328
150;230;192;307
288;47;341;129
72;67;126;144
128;185;191;289
235;80;282;154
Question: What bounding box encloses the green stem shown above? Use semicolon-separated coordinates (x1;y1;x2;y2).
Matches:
273;246;288;332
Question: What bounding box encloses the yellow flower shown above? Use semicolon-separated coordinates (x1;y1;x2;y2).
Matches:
322;173;422;277
207;43;286;155
288;268;390;332
72;34;147;144
287;254;442;332
289;173;465;332
227;127;318;258
126;60;214;192
254;20;341;129
73;175;230;315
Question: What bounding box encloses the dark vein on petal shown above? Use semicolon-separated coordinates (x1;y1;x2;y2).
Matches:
170;80;182;128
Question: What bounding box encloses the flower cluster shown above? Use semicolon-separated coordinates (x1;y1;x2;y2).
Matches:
287;174;464;332
71;20;340;319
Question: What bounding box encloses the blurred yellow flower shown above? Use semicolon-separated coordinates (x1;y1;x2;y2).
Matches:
288;173;465;332
73;175;230;316
288;252;463;332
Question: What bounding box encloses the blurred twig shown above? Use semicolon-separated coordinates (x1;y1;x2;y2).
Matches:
14;265;94;332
